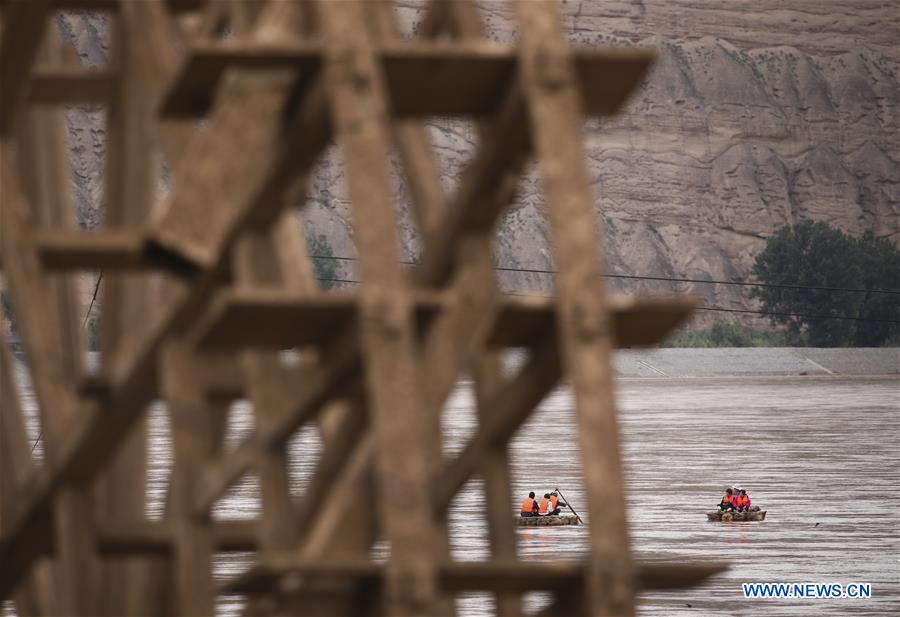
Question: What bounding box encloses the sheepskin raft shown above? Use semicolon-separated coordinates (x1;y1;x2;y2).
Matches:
706;509;767;522
515;515;582;527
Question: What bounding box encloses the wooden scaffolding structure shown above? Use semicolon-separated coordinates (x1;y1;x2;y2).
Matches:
0;1;723;615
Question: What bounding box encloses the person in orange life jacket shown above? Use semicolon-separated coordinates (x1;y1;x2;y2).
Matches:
548;491;567;516
734;489;751;511
538;493;552;516
718;488;736;511
520;492;539;517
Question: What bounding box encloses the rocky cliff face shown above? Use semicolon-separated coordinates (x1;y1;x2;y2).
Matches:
59;2;899;323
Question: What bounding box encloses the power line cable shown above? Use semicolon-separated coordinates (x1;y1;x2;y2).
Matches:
309;254;900;296
312;276;900;325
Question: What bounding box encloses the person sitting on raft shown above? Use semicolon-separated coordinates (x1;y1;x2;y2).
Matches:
734;489;751;512
718;488;736;511
548;491;567;516
538;493;553;516
520;492;539;517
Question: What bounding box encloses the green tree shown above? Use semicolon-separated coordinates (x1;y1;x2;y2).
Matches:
750;221;900;347
854;231;900;346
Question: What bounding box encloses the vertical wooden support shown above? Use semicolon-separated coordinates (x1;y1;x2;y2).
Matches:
160;342;218;617
15;46;84;384
472;348;522;616
1;114;100;617
0;0;51;137
315;1;446;613
96;12;158;615
233;226;302;557
514;1;634;614
389;2;524;610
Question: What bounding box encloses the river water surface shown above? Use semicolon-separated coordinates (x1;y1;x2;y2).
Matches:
11;363;900;615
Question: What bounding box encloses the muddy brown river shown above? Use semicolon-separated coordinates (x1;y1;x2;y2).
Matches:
10;363;900;615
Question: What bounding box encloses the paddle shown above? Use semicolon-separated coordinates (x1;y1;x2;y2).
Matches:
554;486;583;524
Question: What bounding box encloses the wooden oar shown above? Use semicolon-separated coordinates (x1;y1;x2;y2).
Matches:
554;486;583;524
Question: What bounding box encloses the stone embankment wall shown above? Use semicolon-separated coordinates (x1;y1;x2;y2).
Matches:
614;347;899;377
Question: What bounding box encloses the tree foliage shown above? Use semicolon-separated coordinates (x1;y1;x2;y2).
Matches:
750;221;900;347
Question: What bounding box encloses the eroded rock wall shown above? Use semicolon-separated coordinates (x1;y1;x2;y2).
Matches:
58;2;899;321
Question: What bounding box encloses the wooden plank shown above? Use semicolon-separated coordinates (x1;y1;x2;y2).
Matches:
194;289;358;348
382;42;514;116
160;41;652;118
224;559;725;596
576;49;654;115
489;295;697;348
440;562;582;593
389;45;652;117
192;288;446;349
28;69;117;105
0;0;50;136
225;558;381;595
193;291;694;351
34;230;146;270
159;40;321;116
147;61;329;270
95;520;258;555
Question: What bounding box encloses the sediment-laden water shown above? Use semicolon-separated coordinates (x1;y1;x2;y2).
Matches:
9;360;900;615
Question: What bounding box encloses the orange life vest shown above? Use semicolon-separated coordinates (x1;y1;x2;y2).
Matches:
538;498;551;515
735;494;749;508
721;494;734;505
520;498;536;514
549;495;559;509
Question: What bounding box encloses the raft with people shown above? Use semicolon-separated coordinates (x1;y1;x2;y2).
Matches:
517;488;583;527
708;486;765;522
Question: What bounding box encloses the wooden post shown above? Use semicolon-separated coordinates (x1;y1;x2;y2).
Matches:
314;1;448;613
514;1;634;613
160;341;219;617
